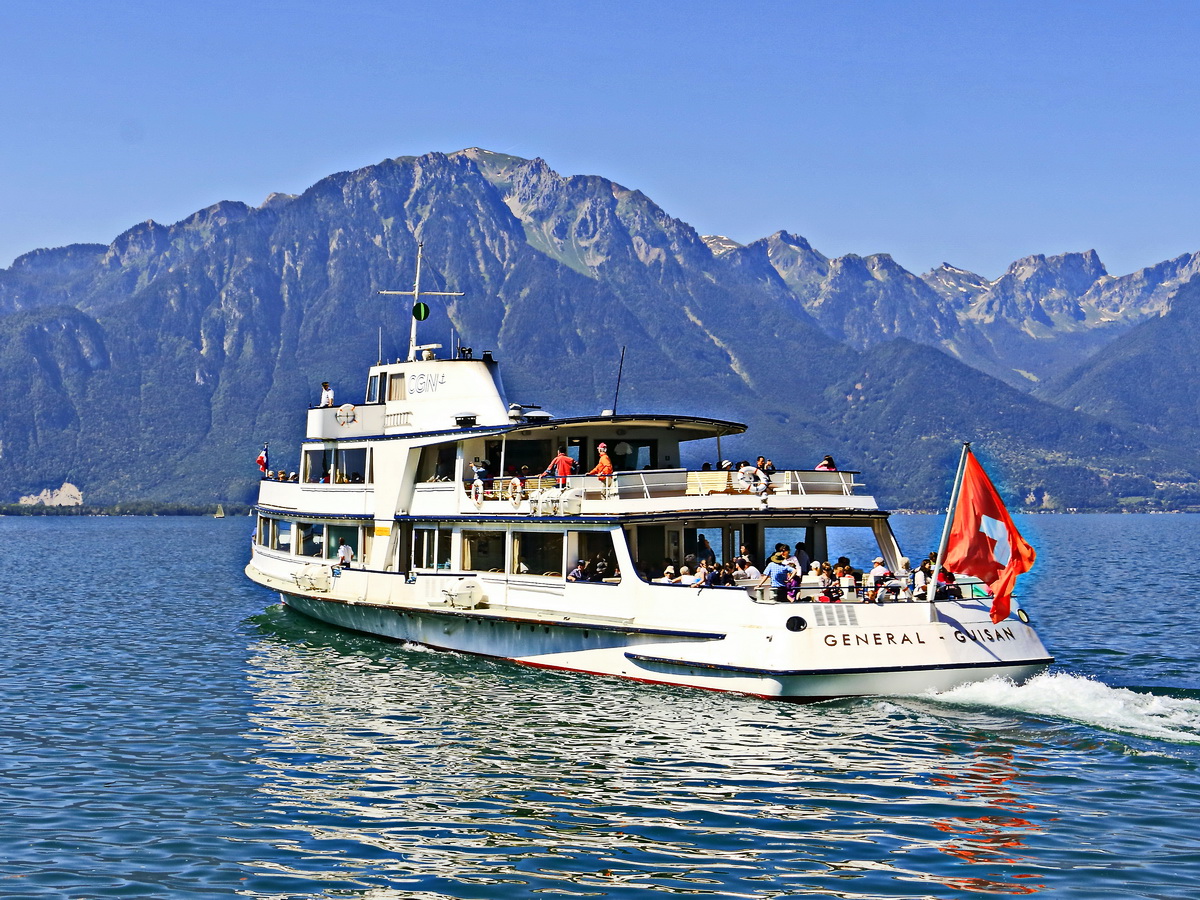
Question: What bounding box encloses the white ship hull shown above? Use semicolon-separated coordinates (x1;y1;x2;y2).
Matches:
249;560;1051;701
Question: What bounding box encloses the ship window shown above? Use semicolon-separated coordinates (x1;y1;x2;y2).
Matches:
511;530;564;577
417;445;457;482
296;522;326;557
462;530;505;572
366;374;379;404
413;526;453;570
570;530;620;582
327;524;359;562
388;375;406;401
256;516;276;548
277;520;293;553
303;448;332;483
335;447;370;484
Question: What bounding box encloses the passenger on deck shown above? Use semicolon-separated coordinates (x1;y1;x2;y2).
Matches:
756;456;777;476
815;455;837;471
865;556;891;602
914;558;934;594
714;563;736;586
542;447;574;487
567;560;587;581
793;542;810;571
586;443;614;485
736;559;762;581
756;553;796;603
780;543;801;572
936;568;963;600
336;538;354;568
589;554;610;581
835;564;857;596
659;565;677;583
677;566;700;586
319;382;335;408
695;536;716;565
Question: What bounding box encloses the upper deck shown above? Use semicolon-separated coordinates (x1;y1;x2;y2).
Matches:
256;465;874;520
260;348;876;521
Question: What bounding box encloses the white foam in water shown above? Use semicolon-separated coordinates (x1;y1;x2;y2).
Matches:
925;672;1200;743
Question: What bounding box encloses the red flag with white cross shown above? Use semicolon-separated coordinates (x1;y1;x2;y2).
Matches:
943;451;1036;624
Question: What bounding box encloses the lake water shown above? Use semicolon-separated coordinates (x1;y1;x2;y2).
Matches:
3;514;1200;898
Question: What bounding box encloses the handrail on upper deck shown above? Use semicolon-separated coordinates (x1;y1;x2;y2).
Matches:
444;467;862;505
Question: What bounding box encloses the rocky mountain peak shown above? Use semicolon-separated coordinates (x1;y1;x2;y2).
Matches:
702;235;743;256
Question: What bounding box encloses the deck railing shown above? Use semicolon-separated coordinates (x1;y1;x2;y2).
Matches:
458;467;862;501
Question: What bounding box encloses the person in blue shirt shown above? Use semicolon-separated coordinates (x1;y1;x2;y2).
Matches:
756;553;796;603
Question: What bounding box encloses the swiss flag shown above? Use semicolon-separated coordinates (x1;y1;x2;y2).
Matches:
944;451;1036;624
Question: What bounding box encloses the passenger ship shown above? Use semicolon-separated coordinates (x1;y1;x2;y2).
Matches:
245;269;1052;701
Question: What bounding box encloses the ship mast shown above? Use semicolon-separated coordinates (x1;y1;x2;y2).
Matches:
378;242;464;361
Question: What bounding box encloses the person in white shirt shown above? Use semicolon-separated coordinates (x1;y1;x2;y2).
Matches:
319;381;335;407
677;566;700;586
736;560;762;581
866;556;890;602
336;538;354;568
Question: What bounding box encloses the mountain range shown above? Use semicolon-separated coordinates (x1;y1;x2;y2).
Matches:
1;147;1198;510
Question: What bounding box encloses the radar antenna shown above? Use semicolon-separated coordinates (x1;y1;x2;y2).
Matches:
378;242;464;361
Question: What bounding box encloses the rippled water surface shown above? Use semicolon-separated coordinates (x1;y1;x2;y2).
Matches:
3;514;1200;898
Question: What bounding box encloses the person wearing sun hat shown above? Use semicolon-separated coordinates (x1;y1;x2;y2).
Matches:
755;551;796;603
587;441;613;485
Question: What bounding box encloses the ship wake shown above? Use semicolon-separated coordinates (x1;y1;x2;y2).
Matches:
922;672;1200;744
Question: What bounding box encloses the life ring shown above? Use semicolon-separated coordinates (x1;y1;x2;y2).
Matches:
335;403;357;426
470;478;485;505
508;478;524;509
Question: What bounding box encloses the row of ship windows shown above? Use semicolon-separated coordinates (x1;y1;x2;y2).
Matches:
255;518;619;580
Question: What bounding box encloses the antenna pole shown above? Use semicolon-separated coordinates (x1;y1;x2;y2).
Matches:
377;242;464;361
612;346;626;414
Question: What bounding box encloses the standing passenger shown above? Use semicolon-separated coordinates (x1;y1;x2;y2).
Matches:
319;381;335;408
542;446;574;488
587;442;614;485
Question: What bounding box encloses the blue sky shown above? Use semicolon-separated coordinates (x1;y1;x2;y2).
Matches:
2;1;1198;279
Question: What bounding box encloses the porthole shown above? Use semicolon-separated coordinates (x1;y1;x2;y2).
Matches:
1017;609;1030;624
785;616;807;633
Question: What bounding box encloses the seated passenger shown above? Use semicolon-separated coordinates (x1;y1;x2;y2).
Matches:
735;559;762;581
658;565;677;584
567;560;587;582
677;566;700;586
815;455;837;471
936;568;963;600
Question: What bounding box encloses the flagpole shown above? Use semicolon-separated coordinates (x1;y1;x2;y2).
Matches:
928;441;971;604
